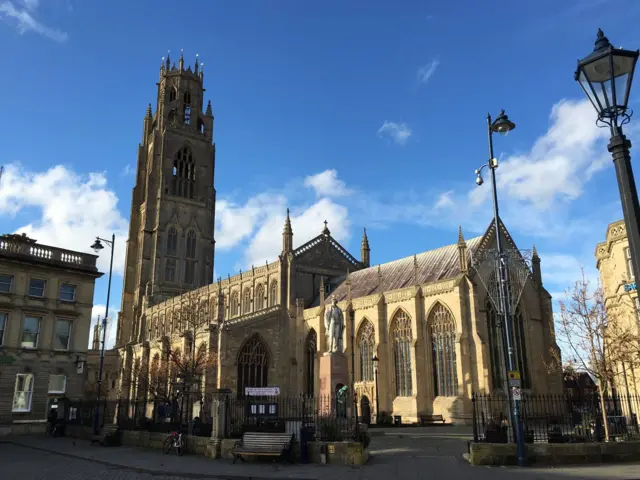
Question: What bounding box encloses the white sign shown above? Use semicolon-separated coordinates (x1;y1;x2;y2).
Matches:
245;386;280;396
512;387;521;401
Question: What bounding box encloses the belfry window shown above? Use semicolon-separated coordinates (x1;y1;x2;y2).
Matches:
171;147;195;199
169;88;177;102
165;226;178;282
183;90;192;125
184;230;196;285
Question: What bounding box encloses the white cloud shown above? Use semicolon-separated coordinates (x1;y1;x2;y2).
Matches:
417;58;440;84
0;1;68;42
377;121;412;145
304;169;352;198
0;163;129;275
242;198;350;269
90;304;118;350
434;190;454;210
121;164;135;177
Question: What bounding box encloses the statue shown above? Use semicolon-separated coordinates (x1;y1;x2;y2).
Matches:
324;296;345;353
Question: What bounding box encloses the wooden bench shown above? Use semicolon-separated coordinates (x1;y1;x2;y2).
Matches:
231;432;294;464
419;414;445;425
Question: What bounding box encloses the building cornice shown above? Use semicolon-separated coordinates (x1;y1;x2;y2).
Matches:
595;219;626;268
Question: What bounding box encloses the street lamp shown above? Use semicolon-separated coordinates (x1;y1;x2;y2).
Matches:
90;234;115;437
474;110;526;467
575;29;640;288
372;355;380;423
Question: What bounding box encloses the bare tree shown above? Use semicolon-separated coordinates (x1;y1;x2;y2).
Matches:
550;269;640;441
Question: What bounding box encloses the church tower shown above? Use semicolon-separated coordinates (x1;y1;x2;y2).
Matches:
116;51;216;346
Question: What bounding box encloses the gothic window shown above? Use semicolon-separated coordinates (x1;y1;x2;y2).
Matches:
269;281;278;306
183;90;192;125
230;291;239;317
357;320;375;382
169;87;177;102
486;301;530;390
243;288;251;314
165;259;177;282
184;230;197;285
305;330;317;396
166;227;178;255
198;117;205;135
391;310;413;397
255;284;265;310
237;335;269;397
183;90;192;105
171;147;196;199
428;302;459;397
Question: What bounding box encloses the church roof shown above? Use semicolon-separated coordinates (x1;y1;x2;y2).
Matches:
328;234;485;302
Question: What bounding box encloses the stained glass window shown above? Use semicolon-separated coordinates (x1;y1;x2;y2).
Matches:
357;320;375;382
428;303;458;397
391;311;413;397
237;335;269;397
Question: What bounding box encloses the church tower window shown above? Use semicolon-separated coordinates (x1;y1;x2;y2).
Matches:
165;227;178;282
183;90;192;125
171;147;195;199
357;320;375;382
305;329;317;396
169;87;177;102
391;310;413;397
237;335;269;397
184;230;196;285
428;302;458;397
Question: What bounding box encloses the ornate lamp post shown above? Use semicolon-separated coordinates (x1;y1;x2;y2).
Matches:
474;110;526;467
575;29;640;285
90;234;116;436
372;355;380;423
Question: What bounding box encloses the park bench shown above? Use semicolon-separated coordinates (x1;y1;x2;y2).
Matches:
419;414;446;425
231;432;294;464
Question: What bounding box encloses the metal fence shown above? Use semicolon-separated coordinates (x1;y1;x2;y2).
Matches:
225;395;357;441
472;392;640;444
65;394;357;441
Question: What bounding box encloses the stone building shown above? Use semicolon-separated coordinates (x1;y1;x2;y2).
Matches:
114;53;563;425
595;219;640;396
0;233;102;432
85;324;121;402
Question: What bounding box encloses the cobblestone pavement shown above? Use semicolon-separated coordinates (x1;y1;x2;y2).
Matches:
3;432;640;480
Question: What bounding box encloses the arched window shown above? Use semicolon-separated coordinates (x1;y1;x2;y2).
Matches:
198;117;205;134
237;335;269;397
305;330;317;396
269;281;278;306
184;230;196;285
486;301;530;390
171;147;196;199
230;291;239;317
209;297;218;321
255;284;265;310
183;90;192;125
391;310;413;397
357;320;375;382
428;303;459;397
243;288;251;314
165;226;178;282
169;87;177;102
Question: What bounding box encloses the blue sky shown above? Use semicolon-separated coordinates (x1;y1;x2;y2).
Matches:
1;0;640;348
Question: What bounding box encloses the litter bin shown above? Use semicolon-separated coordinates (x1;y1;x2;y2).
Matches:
393;415;402;426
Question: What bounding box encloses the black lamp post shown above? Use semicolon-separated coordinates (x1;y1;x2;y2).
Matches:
372;355;380;423
90;234;115;436
474;110;526;467
576;29;640;283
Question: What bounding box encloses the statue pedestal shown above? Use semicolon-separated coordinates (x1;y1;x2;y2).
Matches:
319;352;349;414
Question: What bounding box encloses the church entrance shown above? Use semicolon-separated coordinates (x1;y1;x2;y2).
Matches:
360;395;371;425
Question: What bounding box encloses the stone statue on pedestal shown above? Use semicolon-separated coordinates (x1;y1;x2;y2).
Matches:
324;296;345;353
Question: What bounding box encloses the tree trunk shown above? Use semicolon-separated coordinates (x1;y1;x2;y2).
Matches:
598;385;610;442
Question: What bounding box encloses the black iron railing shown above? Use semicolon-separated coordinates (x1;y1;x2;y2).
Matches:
472;392;640;444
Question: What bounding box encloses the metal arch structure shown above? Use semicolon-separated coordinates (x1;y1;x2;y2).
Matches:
469;248;534;315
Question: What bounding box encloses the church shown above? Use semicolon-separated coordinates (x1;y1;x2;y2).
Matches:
113;52;563;425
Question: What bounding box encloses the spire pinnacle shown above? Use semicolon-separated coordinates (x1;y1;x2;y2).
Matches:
194;53;199;74
166;51;171;70
361;227;370;249
458;226;466;245
283;208;292;233
145;103;152;118
205;100;213;116
322;220;330;235
532;244;540;260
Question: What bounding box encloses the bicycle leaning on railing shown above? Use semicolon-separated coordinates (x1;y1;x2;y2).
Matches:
163;429;185;456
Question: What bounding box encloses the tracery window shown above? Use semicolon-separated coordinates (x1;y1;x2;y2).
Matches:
391;310;413;397
184;230;196;285
486;301;530;389
237;335;269;397
305;330;317;396
171;147;195;199
165;227;178;282
183;90;192;125
269;281;278;306
255;284;265;310
428;302;458;397
357;320;375;382
243;288;251;314
230;291;239;317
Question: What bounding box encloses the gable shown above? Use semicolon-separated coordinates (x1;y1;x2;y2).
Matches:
293;234;362;275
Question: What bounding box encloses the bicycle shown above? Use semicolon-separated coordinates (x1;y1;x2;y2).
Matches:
163;429;185;456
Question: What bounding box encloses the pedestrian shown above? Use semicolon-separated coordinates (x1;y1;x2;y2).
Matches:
47;407;58;436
